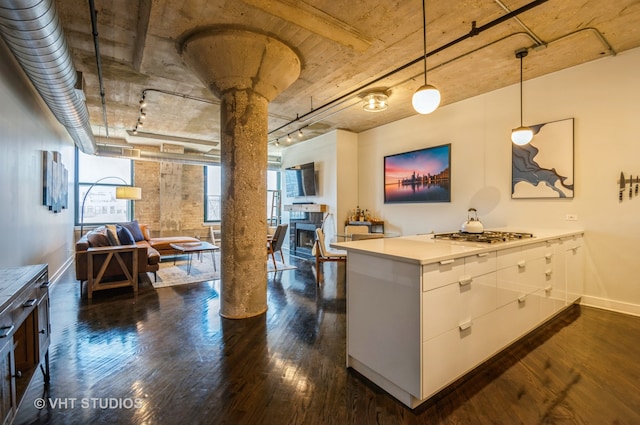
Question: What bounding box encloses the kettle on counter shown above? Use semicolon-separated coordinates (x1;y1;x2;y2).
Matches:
461;208;484;233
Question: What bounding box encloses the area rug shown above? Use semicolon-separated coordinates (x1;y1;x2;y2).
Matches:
148;255;296;288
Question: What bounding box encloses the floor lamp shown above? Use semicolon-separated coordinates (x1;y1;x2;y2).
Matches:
79;176;142;236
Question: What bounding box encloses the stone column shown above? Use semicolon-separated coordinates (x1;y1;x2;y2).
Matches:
180;29;300;319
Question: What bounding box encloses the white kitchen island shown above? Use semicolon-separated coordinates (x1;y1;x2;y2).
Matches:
331;229;584;408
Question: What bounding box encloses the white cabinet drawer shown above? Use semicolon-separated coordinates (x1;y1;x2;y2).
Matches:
422;272;496;341
422;252;497;293
422;258;464;291
465;251;496;277
523;241;554;262
491;293;541;350
535;286;565;320
422;309;499;398
496;246;521;270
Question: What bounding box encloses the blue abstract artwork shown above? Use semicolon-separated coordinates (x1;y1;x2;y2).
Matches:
512;118;574;199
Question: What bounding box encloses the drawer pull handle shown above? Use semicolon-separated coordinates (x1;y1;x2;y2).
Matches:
518;295;527;303
40;281;50;288
517;260;526;268
545;285;552;293
545;253;553;260
439;259;455;265
545;269;553;276
0;325;14;338
22;299;37;308
459;321;472;331
477;252;489;257
459;277;472;286
571;246;579;253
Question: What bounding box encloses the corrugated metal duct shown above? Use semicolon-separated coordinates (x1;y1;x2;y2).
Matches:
0;0;96;154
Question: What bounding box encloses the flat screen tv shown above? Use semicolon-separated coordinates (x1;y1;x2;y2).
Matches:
285;162;317;197
384;143;451;203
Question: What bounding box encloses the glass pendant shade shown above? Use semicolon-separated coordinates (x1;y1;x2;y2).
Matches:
511;126;534;145
412;84;441;114
363;93;388;112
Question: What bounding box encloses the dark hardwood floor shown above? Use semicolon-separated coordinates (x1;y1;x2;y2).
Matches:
14;253;640;425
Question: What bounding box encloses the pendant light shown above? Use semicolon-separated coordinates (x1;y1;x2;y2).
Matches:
511;48;533;145
412;0;440;114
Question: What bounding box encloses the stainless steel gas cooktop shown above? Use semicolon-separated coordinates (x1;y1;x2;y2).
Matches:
433;231;534;244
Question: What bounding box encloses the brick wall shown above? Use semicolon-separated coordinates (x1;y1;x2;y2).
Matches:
133;144;210;239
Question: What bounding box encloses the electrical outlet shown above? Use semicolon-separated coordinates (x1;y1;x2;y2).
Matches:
565;214;578;221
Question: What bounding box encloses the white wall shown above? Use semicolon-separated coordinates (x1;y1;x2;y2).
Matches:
0;39;76;279
282;130;358;245
358;47;640;315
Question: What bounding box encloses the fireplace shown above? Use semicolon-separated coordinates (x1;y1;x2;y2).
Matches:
296;224;318;254
289;211;323;256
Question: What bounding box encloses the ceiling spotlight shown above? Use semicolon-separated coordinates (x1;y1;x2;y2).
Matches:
132;127;138;135
412;0;440;115
363;92;388;112
137;120;144;128
298;129;303;137
286;134;292;143
139;95;147;108
139;111;146;120
275;139;280;146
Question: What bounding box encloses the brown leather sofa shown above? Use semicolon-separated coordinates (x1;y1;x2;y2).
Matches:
75;222;199;283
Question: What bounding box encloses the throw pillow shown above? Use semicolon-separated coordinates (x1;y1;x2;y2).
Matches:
86;226;111;247
116;225;135;245
105;224;120;246
121;220;144;242
138;223;151;241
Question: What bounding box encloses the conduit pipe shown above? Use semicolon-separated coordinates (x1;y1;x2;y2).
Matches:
0;0;96;154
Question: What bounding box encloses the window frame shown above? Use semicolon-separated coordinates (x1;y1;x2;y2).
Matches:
74;148;136;227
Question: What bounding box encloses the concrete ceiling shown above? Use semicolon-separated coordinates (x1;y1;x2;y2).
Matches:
54;0;640;158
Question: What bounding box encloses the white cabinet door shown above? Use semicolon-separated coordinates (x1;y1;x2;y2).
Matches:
565;237;584;304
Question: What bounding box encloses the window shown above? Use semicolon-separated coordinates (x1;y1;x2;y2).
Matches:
204;165;221;222
204;165;281;222
76;149;135;226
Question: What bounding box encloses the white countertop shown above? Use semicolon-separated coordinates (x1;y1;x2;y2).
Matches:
330;228;584;265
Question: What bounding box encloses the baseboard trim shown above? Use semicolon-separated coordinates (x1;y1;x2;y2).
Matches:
49;256;74;288
580;295;640;317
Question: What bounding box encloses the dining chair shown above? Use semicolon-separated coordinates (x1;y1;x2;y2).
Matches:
312;227;346;284
344;225;369;237
268;223;288;269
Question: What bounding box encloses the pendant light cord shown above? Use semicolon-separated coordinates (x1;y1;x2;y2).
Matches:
421;0;427;85
519;54;524;126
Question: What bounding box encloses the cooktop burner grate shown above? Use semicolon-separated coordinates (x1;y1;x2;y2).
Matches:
433;231;534;244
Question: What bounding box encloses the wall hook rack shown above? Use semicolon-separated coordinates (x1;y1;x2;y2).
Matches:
618;172;639;202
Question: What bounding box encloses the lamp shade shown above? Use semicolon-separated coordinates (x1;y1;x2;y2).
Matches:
412;84;441;114
115;186;142;200
511;126;534;145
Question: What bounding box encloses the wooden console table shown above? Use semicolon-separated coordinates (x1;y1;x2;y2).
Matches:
346;220;385;234
0;264;50;424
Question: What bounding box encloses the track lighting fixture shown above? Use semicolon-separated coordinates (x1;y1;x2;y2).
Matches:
275;139;280;146
287;134;292;143
511;48;534;145
412;0;440;115
298;129;303;137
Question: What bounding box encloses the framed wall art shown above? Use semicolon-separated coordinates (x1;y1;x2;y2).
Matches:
42;150;69;213
512;118;574;199
384;143;451;203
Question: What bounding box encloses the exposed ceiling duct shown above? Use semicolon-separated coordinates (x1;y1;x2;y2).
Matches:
0;0;96;154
